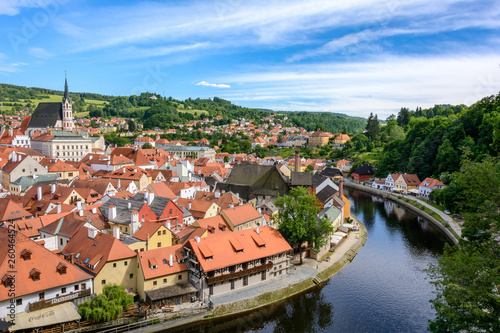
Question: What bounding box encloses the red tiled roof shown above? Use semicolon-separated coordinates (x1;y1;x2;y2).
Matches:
0;229;93;301
221;204;261;227
187;226;292;272
138;244;186;280
62;227;137;275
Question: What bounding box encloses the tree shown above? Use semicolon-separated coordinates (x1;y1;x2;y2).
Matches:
397;107;411;127
223;155;230;163
305;164;314;173
315;123;325;132
78;284;133;323
128;119;136;131
365;113;380;142
274;187;334;265
142;142;153;149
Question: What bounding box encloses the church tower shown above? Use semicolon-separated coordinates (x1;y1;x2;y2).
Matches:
62;75;74;131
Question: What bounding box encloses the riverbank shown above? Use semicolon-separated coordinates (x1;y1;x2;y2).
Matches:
344;181;460;245
123;218;368;333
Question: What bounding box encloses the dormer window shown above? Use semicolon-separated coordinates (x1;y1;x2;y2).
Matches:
1;274;13;287
30;268;41;281
56;262;67;275
21;249;32;261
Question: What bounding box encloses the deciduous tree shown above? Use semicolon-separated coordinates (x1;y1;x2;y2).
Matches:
274;187;333;265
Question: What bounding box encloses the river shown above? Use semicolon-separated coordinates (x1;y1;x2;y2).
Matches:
167;189;448;333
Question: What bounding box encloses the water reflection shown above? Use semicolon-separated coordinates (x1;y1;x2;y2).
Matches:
161;190;447;333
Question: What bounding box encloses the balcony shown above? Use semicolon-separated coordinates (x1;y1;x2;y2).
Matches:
206;262;273;285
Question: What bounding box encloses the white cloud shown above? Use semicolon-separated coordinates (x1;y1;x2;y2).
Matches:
196;81;231;88
217;54;500;118
0;0;46;15
28;47;53;59
0;61;28;73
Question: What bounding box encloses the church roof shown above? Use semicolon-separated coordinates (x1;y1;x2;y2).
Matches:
27;102;62;128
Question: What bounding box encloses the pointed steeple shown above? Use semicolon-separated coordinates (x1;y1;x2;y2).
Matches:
63;72;71;103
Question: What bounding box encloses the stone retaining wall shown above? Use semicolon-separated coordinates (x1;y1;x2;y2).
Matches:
343;182;459;245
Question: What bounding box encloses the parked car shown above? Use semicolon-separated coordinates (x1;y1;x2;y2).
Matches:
444;210;451;215
453;213;464;219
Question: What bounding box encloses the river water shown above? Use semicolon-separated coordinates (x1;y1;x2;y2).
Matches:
168;189;448;333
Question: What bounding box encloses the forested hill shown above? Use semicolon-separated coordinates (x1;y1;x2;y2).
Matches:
0;83;367;134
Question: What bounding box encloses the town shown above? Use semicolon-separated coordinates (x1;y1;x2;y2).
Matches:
0;79;457;333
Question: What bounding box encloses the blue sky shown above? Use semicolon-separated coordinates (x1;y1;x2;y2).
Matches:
1;0;499;118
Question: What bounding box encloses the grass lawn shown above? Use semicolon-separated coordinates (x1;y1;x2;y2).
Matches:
177;108;208;116
74;111;89;118
20;94;109;106
352;147;383;165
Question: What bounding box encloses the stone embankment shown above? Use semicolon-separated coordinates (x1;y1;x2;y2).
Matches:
343;182;459;245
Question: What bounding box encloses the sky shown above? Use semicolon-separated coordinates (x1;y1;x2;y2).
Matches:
0;0;500;118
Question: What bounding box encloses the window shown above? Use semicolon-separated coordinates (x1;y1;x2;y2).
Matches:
163;278;167;284
261;271;266;281
61;287;66;293
101;280;106;285
231;280;235;290
113;263;117;268
243;276;248;286
209;285;213;295
81;283;86;290
124;261;128;266
16;299;22;306
74;285;79;291
169;209;173;214
129;274;134;279
178;275;182;280
157;242;161;248
60;239;63;245
153;281;157;286
157;231;161;236
162;230;166;235
39;292;45;300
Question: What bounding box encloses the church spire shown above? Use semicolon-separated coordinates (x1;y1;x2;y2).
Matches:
63;71;70;103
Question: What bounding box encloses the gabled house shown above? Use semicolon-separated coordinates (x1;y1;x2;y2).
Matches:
184;226;292;297
418;177;445;197
220;204;262;231
1;154;48;189
137;244;195;308
350;164;375;182
0;229;93;319
332;134;351;149
394;174;421;194
39;158;78;181
62;227;137;295
175;198;219;220
384;174;400;191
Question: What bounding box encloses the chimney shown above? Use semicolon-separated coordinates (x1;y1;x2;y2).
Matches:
76;200;83;211
70;253;74;264
255;226;259;234
108;204;117;220
295;150;300;172
187;202;192;210
194;236;200;243
147;191;154;205
37;186;42;201
8;129;13;137
214;190;220;199
144;191;148;200
92;207;97;214
169;253;173;267
339;177;344;198
113;226;120;240
12;152;16;162
127;202;131;209
57;203;62;214
88;228;98;239
166;221;171;230
130;211;139;235
117;178;121;189
78;209;84;217
51;184;56;195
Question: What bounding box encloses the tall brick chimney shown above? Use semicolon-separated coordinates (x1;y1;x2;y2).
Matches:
295;150;300;172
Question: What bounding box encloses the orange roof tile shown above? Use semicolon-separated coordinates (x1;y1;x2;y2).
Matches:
187;226;291;272
221;204;261;227
0;229;92;301
138;244;187;280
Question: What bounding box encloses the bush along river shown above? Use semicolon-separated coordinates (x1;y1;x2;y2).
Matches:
166;189;448;333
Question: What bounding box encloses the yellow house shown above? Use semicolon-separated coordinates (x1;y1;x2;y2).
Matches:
394;174;421;194
62;227;138;295
308;131;329;147
333;134;351;149
40;158;78;181
129;222;176;252
175;198;220;219
137;244;194;307
221;204;262;231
